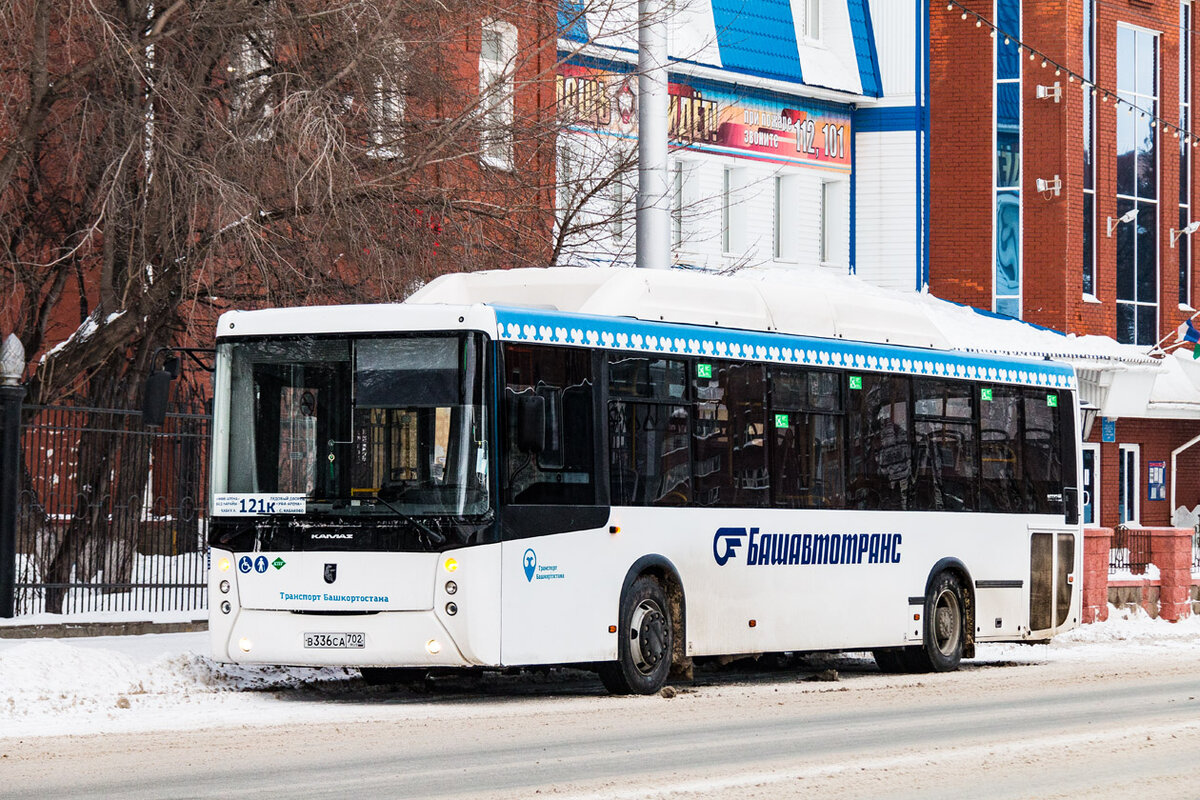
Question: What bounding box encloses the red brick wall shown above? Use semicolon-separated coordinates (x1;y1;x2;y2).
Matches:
1086;417;1200;527
929;0;1200;339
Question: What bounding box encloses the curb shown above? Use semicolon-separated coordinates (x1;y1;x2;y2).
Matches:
0;620;208;639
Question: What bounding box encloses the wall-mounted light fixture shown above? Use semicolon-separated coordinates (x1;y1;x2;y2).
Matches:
1107;208;1139;237
1035;82;1062;103
1035;176;1062;197
1170;220;1200;248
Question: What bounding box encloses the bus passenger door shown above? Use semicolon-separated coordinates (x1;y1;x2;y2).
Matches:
1028;529;1078;638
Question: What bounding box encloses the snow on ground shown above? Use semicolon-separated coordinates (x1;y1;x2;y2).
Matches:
0;605;1197;740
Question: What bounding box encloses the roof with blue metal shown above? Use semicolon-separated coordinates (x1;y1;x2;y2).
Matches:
710;0;802;84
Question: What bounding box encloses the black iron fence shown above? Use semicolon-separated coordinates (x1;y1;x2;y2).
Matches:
1109;524;1152;576
11;393;210;616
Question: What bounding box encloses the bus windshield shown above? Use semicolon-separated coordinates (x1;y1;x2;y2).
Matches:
222;333;489;517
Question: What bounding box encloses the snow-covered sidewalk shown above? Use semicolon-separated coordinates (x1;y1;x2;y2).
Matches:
1;605;1197;740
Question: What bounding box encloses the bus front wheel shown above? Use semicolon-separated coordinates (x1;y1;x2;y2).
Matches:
598;575;673;695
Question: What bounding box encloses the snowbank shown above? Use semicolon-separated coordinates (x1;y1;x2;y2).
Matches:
1;607;1197;739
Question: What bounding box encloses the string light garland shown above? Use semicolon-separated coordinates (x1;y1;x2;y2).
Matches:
946;1;1200;147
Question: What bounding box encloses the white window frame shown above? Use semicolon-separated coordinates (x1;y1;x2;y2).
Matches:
803;0;822;43
479;19;518;170
1082;442;1100;526
368;58;405;160
230;29;275;138
1118;443;1140;524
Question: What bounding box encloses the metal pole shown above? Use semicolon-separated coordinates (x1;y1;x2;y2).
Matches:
0;382;24;618
636;0;670;270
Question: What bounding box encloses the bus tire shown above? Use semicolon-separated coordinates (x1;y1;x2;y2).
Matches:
914;571;965;672
598;575;673;695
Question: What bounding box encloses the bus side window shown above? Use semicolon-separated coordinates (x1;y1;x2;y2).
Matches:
847;374;912;511
1023;389;1062;514
912;379;977;512
608;355;690;507
769;367;844;509
693;361;768;508
979;386;1022;512
502;344;596;505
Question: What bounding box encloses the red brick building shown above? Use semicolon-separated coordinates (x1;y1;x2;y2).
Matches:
930;0;1200;528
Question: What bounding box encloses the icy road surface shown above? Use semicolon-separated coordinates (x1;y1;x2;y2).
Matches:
0;606;1198;798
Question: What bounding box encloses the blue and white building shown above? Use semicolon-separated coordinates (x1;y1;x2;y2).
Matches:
554;0;930;291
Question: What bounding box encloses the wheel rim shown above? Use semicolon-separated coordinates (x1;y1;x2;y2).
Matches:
628;598;668;675
932;588;961;656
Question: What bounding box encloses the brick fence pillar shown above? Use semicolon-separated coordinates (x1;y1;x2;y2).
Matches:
1148;528;1194;622
1082;527;1112;624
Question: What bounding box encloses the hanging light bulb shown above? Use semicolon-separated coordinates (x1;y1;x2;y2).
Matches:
976;17;982;27
1055;68;1062;76
989;29;996;38
1102;93;1109;102
1004;36;1011;45
1041;59;1048;67
1029;51;1036;60
961;11;968;19
1067;74;1075;82
947;2;954;9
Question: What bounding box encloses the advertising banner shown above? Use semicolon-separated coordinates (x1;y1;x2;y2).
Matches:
557;64;852;173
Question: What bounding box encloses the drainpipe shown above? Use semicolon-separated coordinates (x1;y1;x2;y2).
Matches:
1169;431;1200;525
636;0;670;270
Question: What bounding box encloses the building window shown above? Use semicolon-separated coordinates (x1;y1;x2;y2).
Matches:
368;46;405;159
1118;443;1140;524
820;181;832;264
1116;24;1160;345
229;30;275;137
722;167;732;254
671;161;683;248
1083;0;1097;297
1180;1;1193;306
774;175;799;262
804;0;821;42
479;19;517;170
994;0;1021;318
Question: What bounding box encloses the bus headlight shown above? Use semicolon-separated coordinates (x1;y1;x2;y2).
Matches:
220;601;232;614
218;557;231;572
445;581;457;595
219;580;230;594
425;639;442;655
445;602;458;616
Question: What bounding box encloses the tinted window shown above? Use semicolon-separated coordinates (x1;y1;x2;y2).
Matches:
1024;389;1064;513
503;344;596;505
693;361;768;507
770;368;844;509
609;402;690;506
847;374;911;510
913;380;978;511
979;386;1023;512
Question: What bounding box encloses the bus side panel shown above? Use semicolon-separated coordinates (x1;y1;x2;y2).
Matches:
438;544;503;665
499;526;622;666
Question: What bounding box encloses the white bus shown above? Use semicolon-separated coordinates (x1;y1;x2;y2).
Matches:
207;267;1083;694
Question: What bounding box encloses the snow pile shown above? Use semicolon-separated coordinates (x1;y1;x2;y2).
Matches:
976;604;1200;665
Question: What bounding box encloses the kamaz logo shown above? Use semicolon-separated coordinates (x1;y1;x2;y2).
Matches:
712;527;902;567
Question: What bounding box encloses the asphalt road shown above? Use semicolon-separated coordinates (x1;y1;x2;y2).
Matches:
2;651;1198;799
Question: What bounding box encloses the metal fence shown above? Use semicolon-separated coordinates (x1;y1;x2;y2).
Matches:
13;393;210;616
1109;524;1152;576
1194;529;1200;573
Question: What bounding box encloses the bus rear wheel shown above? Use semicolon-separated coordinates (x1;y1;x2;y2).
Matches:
598;575;673;695
913;571;965;672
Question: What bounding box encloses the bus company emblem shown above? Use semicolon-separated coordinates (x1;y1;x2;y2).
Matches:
712;528;744;566
523;549;537;582
324;563;337;584
712;528;903;567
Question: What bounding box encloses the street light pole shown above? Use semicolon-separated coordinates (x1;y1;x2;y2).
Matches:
636;0;670;270
0;333;26;618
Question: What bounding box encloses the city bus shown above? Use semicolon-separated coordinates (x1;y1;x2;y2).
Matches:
207;267;1083;694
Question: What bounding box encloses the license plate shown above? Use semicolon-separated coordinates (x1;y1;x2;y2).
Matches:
303;632;365;649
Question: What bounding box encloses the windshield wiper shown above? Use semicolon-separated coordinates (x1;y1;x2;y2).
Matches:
359;491;446;545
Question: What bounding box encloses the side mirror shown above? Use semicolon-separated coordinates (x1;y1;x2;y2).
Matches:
141;355;179;427
516;394;546;454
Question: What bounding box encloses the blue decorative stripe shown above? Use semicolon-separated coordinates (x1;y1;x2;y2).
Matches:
846;0;882;97
492;307;1076;390
710;0;803;84
854;105;921;132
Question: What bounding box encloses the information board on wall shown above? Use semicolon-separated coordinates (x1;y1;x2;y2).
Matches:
557;64;852;173
1148;460;1166;501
